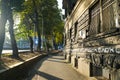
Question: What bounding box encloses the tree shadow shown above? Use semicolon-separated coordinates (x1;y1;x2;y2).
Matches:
27;69;63;80
0;59;9;71
0;55;25;72
47;59;66;63
26;56;63;80
36;71;63;80
10;55;25;62
50;56;65;60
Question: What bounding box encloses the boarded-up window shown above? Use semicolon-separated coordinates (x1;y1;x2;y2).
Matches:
88;0;115;36
88;1;100;36
77;10;89;39
102;0;115;32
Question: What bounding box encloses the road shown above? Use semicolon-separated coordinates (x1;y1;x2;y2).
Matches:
2;50;30;54
25;53;89;80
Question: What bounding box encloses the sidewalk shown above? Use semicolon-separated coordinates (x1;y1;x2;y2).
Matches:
25;52;89;80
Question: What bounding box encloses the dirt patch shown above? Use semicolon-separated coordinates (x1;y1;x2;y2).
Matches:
0;52;40;70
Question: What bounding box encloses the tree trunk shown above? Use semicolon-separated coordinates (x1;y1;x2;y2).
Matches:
25;15;34;53
32;0;41;51
8;7;19;58
44;36;48;53
53;35;57;50
36;28;41;51
28;36;33;53
0;0;8;57
52;35;55;50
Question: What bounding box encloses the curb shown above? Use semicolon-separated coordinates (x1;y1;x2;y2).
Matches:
0;54;47;80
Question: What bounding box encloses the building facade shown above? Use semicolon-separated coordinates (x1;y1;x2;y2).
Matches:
63;0;120;80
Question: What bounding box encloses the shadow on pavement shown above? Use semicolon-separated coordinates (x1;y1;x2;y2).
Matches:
26;54;63;80
0;59;9;71
36;71;63;80
50;56;65;60
27;70;63;80
0;63;8;70
47;59;66;64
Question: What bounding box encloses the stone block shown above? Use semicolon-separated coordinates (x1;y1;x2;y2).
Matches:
78;58;90;77
102;69;110;79
71;56;75;67
111;70;120;80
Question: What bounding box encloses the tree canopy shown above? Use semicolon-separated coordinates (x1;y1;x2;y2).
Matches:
0;0;64;56
18;0;64;50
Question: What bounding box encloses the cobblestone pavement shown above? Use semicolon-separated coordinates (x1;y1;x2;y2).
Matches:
26;53;90;80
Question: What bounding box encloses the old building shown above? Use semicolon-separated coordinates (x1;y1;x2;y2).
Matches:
63;0;120;80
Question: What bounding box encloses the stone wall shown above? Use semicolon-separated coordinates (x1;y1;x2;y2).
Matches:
63;0;120;79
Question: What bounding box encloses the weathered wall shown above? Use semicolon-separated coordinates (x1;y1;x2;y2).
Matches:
64;0;120;79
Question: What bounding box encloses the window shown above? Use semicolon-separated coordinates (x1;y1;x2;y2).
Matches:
114;0;120;28
70;28;72;39
74;21;78;38
102;0;115;31
88;1;100;36
88;0;116;36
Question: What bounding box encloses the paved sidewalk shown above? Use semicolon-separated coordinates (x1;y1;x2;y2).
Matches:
26;53;89;80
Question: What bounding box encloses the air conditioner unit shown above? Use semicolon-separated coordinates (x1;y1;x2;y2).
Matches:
79;30;86;39
115;0;120;28
115;16;120;28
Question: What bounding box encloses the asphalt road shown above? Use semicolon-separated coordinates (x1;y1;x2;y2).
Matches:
2;50;30;54
26;53;89;80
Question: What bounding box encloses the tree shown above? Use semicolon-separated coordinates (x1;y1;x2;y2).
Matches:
40;0;64;50
23;0;42;51
32;0;41;51
0;0;24;58
18;14;34;53
0;0;8;57
7;0;24;58
8;8;19;57
17;0;64;52
52;21;64;49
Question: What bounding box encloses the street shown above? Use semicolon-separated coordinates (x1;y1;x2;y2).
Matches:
25;53;89;80
2;50;30;54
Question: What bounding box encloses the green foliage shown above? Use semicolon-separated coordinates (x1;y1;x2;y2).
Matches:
15;16;35;41
41;0;60;34
15;24;28;40
53;21;64;44
13;0;64;48
23;0;35;15
55;32;63;44
10;0;25;12
41;0;64;45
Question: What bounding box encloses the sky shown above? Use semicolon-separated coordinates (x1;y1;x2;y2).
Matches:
57;0;64;14
57;0;62;9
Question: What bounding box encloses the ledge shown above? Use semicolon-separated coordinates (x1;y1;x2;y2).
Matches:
0;54;47;80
